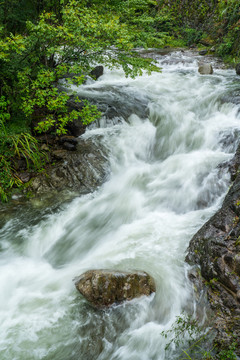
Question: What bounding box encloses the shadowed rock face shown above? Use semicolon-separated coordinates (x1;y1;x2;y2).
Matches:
90;65;104;80
186;145;240;354
28;138;109;196
74;270;156;308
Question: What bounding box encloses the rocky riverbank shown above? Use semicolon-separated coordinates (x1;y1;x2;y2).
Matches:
27;136;109;197
186;145;240;354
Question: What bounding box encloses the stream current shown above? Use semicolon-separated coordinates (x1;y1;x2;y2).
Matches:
1;51;240;360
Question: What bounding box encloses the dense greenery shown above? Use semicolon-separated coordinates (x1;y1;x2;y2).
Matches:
0;0;160;201
0;0;239;200
215;0;240;59
159;0;240;59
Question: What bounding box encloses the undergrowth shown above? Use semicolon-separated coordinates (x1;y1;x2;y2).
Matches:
0;98;46;201
161;314;238;360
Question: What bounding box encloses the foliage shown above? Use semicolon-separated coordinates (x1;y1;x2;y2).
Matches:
158;0;240;59
0;0;69;34
0;102;45;201
89;0;177;47
215;0;240;58
217;342;237;360
158;0;218;28
161;314;204;352
181;28;204;46
0;1;160;136
161;314;237;360
0;0;162;201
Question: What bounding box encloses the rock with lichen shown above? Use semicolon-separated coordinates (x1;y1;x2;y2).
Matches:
74;269;156;308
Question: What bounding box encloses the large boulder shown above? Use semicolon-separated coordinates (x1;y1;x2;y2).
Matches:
75;269;156;308
236;63;240;75
198;63;213;75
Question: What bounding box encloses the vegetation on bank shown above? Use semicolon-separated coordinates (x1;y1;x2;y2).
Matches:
161;0;240;62
0;0;161;201
161;314;238;360
0;0;239;202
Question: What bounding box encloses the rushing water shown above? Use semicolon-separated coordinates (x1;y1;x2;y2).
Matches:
1;51;240;360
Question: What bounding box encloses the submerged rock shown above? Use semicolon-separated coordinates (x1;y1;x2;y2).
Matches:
75;269;156;308
198;63;213;75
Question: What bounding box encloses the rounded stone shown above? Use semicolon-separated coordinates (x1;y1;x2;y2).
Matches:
198;63;213;75
74;269;156;308
199;49;208;56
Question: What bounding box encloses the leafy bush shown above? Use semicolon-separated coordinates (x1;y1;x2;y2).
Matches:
0;0;162;201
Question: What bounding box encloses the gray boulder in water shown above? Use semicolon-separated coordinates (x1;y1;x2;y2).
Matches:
198;63;213;75
74;269;156;308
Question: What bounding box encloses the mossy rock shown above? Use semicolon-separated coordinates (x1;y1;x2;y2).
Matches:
74;269;156;308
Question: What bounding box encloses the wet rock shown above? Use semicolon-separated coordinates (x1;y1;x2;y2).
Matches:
52;149;68;160
75;269;156;308
18;172;31;183
67;119;86;137
90;65;104;80
199;49;208;56
15;158;27;171
198;63;213;75
66;99;87;136
28;138;109;196
186;145;240;353
63;142;76;151
58;136;78;145
40;144;50;151
218;138;240;180
236;63;240;75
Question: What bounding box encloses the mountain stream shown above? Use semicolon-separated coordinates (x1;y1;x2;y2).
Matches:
1;50;240;360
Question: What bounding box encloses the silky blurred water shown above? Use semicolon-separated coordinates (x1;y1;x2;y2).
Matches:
1;51;240;360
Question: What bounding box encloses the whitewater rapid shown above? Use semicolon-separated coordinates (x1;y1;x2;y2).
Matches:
0;50;240;360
